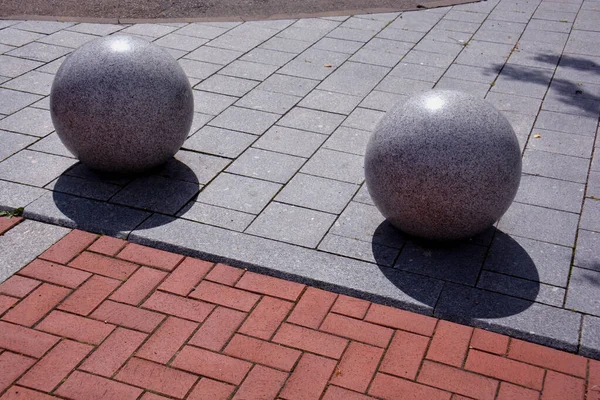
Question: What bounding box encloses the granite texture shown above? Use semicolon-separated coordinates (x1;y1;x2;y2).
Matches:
364;90;522;240
50;35;193;173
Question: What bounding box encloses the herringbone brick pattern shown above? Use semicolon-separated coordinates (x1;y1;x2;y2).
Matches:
1;221;599;400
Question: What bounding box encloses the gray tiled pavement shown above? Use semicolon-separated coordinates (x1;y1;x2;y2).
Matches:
1;0;600;358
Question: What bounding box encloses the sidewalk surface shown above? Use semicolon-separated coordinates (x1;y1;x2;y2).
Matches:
1;217;600;400
0;0;599;367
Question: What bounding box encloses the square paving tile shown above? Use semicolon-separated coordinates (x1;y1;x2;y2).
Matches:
0;130;38;162
225;148;305;184
275;173;358;214
183;126;256;158
252;126;326;158
246;202;336;248
209;107;280;135
0;150;77;187
0;107;53;137
300;148;365;184
277;107;345;135
565;267;600;316
110;176;200;215
196;173;281;214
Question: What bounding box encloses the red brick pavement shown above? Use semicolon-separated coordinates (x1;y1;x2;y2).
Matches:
1;219;600;400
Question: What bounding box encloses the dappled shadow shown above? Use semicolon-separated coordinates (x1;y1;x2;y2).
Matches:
52;159;199;236
373;223;541;318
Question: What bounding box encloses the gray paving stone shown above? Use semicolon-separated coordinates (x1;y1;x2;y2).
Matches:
66;22;125;36
183;126;256;158
0;21;22;29
497;202;579;247
318;233;399;266
0;219;69;283
180;202;255;232
36;56;66;74
389;62;446;82
277;27;330;43
6;42;72;63
507;41;563;70
175;23;230;39
412;39;464;56
313;37;364;54
246;20;295;31
541;92;600;118
574;229;600;272
0;150;76;187
198;21;242;29
153;33;207;51
236;89;300;114
434;283;581;352
353;184;375;206
376;27;427;43
0;179;46;210
276;173;358;214
2;71;54;96
12;21;74;34
111;175;200;215
239;48;296;67
63;163;132;186
477;270;566;307
0;107;53;137
348;49;404;68
354;12;401;21
388;12;441;32
527;129;594;158
301;148;364;184
515;175;585;213
120;23;177;38
588;170;600;199
554;54;600;85
360;91;407;112
37;30;97;48
423;27;473;44
46;175;121;201
24;191;151;238
566;267;600;316
278;49;349;80
472;28;520;45
28;132;73;158
501;112;534;149
526;19;572;33
0;44;14;55
257;74;319;97
574;10;600;31
206;34;264;53
340;16;390;31
298;90;361;115
209;106;279;135
158;150;229;185
342;108;384;131
533;10;578;23
253;126;325;158
191;90;236;115
219;60;278;81
188;113;214;136
435;77;491;97
185;46;242;65
178;59;222;80
0;28;44;47
323;126;371;156
396;241;486;285
227;24;280;41
196;74;258;97
259;37;312;54
403;50;457;69
318;62;389;97
581;198;600;232
246;202;336;248
443;64;497;84
0;130;37;161
522;149;590;184
491;65;553;99
375;76;434;95
196;173;281;214
436;19;482;33
362;38;414;55
581;315;600;358
130;215;442;314
489;10;533;23
0;55;43;78
277;107;344;135
226;147;305;184
326;27;375;42
443;9;488;24
485;92;543;116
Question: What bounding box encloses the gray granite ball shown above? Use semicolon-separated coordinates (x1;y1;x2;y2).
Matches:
365;90;522;241
50;35;193;173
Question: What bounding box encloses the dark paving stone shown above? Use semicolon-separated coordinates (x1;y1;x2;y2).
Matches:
184;126;257;159
514;174;585;213
580;198;600;232
0;179;46;210
300;148;364;184
47;175;121;201
318;233;399;266
477;270;565;307
226;148;305;184
566;267;600;316
581;315;600;359
0;130;37;162
0;150;77;187
574;229;600;272
522;149;590;184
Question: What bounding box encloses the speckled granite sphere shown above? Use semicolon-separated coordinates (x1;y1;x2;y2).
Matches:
365;90;521;241
50;35;193;173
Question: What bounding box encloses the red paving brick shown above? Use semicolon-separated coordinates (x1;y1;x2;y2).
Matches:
39;230;97;265
427;320;473;367
117;243;184;271
2;221;600;400
2;283;70;327
239;296;293;340
287;286;337;329
17;340;92;392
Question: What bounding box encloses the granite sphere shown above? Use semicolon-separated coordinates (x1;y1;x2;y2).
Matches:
364;90;522;241
50;35;193;173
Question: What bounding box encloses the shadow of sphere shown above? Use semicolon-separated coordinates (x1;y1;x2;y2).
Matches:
373;223;541;319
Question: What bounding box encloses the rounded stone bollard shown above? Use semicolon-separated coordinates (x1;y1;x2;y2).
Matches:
364;90;522;241
50;35;193;174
